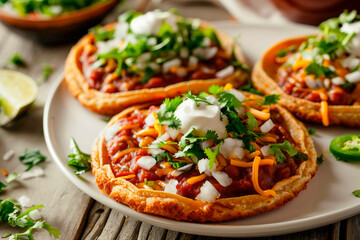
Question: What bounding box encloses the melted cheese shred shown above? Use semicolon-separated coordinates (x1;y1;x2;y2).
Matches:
187;174;207;184
230;159;275;168
114;174;136;180
252;156;276;197
321;100;329;126
248;108;270;121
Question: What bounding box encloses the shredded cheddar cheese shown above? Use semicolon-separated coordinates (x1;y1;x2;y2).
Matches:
112;148;141;163
1;168;8;177
156;168;174;177
230;159;275;168
321;100;329;126
247;150;261;159
223;83;233;90
187;174;207;184
248;108;270;121
160;144;178;154
114;174;136;180
137;128;158;137
252;156;276;197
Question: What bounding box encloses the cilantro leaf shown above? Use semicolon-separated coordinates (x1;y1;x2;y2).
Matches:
204;142;222;169
90;25;115;42
154;152;172;162
157;97;183;129
307;128;316;135
246;113;257;131
305;61;337;78
67;137;91;175
276;45;296;57
208;85;223;95
41;63;53;83
339;10;357;23
269;141;299;163
263;94;280;105
204;130;219;142
144;179;154;187
239;81;263;95
317;154;324;166
0;182;6;193
168;159;187;169
6;53;26;67
19;149;46;172
352;189;360;198
218;91;242;109
140;67;155;83
183;89;212;106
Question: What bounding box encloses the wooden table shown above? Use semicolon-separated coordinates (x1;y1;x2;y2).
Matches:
0;1;359;239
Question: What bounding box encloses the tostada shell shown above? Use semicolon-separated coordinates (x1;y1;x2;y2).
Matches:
64;21;249;115
252;36;360;127
91;98;317;222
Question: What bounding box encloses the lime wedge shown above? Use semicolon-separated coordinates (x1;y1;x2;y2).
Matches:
0;70;38;126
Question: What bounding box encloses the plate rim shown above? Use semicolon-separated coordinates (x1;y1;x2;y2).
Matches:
43;23;360;237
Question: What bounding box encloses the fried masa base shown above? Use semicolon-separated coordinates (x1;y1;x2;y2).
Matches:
252;36;360;127
64;21;249;115
91;102;318;222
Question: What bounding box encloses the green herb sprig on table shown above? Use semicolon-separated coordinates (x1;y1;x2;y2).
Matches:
19;149;46;172
67;137;92;175
0;198;61;239
6;53;26;68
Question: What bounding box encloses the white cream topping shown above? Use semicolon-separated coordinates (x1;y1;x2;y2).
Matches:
173;98;228;139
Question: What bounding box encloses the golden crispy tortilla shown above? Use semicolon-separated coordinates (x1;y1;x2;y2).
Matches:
91;101;317;222
64;21;249;115
252;36;360;127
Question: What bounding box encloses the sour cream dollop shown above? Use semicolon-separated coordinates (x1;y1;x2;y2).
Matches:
173;98;228;139
130;11;178;35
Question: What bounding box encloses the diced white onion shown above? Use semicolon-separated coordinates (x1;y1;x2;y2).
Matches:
180;47;189;58
197;158;214;176
195;181;220;203
324;79;331;89
148;148;165;156
260;145;271;156
163;58;181;73
202;37;211;47
137;52;151;63
331;77;345;85
220;138;244;158
230;147;244;159
322;54;330;60
164;179;178;194
176;68;187;78
165;126;179;140
159;132;170;142
260;119;274;133
29;209;42;221
216;66;234;78
137;156;157;170
205;95;219;105
147;37;157;46
3;150;15;161
200;140;213;150
305;76;318;89
211;171;233;187
328;65;336;72
18;195;32;207
345;71;360;83
21;167;44;180
341;57;360;69
104;123;120;142
171;170;183;177
188;56;198;68
145;113;156;126
148;62;160;71
177;164;193;172
230;88;246;102
193;47;218;60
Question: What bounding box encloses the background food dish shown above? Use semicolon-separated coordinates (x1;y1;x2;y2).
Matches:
44;23;360;237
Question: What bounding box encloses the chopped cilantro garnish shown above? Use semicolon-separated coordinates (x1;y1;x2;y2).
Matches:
168;159;188;169
157;96;183;129
263;94;280;105
246;113;257;131
317;154;324;166
305;61;337;78
67;137;91;175
90;25;115;42
239;81;263;95
0;198;61;239
154;152;172;162
208;85;223;95
41;63;53;82
269;141;306;163
353;189;360;198
204;142;222;169
0;182;6;193
183;89;212;106
307;128;316;136
276;45;296;57
7;53;26;67
140;67;155;83
144;178;154;187
19;149;46;172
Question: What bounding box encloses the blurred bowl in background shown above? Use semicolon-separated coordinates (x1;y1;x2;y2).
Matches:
0;0;119;44
271;0;360;25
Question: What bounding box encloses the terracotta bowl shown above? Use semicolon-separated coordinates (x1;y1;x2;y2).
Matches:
0;0;119;44
271;0;360;25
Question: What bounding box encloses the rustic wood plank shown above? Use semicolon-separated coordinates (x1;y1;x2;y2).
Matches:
116;217;141;240
97;209;126;240
272;225;331;240
346;215;360;240
331;222;340;240
147;226;167;240
165;230;180;240
137;222;152;240
82;201;111;240
178;233;197;240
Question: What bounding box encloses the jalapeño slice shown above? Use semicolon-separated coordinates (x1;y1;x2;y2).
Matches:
329;134;360;162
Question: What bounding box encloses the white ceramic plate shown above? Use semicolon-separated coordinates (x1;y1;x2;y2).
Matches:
44;23;360;237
